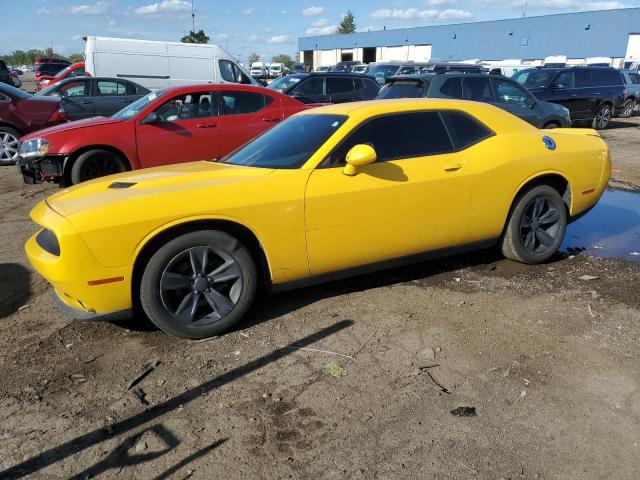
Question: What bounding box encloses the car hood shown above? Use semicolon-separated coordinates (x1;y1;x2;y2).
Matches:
24;116;124;140
46;161;275;217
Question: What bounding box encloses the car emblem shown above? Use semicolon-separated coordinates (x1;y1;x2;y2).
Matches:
542;135;556;151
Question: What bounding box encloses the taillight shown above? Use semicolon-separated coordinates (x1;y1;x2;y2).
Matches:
48;105;67;122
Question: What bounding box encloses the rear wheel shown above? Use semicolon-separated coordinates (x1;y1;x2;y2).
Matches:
620;99;634;118
0;127;20;166
543;121;560;129
70;149;128;184
592;104;612;130
140;230;257;339
500;185;567;264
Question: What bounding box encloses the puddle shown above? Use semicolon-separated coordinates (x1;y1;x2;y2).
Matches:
562;189;640;263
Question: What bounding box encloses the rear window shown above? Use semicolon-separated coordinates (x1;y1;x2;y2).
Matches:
377;80;428;99
513;69;558;88
440;111;494;150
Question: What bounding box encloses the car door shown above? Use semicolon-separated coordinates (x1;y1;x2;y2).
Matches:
217;90;282;157
93;79;133;117
326;77;358;103
304;111;472;275
56;79;94;120
135;91;220;167
491;77;540;126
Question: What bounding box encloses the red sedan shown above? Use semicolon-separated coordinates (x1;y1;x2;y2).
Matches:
35;62;87;92
17;84;309;184
0;83;67;165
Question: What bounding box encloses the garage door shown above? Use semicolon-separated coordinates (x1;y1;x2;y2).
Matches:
413;45;432;61
386;46;408;61
320;50;337;66
626;34;640;59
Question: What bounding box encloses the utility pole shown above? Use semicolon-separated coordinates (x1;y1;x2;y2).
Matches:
191;0;195;31
522;1;527;18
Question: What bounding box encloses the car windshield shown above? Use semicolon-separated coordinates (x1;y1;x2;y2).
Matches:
267;75;303;92
112;89;167;119
368;64;401;81
513;69;558;88
378;79;430;99
0;82;31;99
220;114;347;169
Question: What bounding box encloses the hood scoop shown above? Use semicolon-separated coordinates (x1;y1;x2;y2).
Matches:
108;181;137;189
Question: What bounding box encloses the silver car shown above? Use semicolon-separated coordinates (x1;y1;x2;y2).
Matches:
619;70;640;118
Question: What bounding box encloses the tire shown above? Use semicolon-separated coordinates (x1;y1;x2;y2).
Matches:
500;185;567;264
70;149;128;184
543;122;560;129
620;99;634;119
0;126;21;166
140;230;257;339
592;104;612;130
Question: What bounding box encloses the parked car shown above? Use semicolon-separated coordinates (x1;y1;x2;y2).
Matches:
333;61;360;72
35;62;87;92
269;63;283;78
250;62;266;78
0;60;11;85
85;36;259;90
36;77;150;120
377;73;571;129
0;83;67;165
267;72;380;104
24;99;610;338
35;57;70;68
513;66;627;129
35;62;69;81
352;64;368;73
17;84;308;184
9;70;22;88
368;62;485;85
619;70;640;117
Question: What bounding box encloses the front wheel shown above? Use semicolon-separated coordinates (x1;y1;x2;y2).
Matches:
500;185;567;264
70;149;128;184
140;230;257;339
620;99;634;119
0;127;20;166
592;104;612;130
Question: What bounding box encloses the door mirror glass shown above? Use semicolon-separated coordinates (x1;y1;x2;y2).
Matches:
141;112;159;125
343;144;377;176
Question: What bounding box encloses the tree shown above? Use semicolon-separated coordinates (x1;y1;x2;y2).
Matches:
181;30;209;44
337;10;356;34
248;52;260;64
271;54;294;70
68;52;84;63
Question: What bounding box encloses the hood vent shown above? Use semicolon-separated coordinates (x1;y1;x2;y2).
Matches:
109;182;137;189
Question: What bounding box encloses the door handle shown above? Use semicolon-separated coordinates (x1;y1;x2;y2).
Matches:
196;124;217;128
570;94;577;97
443;162;463;172
82;101;92;104
593;92;601;95
262;117;281;123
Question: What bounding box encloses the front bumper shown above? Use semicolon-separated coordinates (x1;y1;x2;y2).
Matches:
16;154;66;184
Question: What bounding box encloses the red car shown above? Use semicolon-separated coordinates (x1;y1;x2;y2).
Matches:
17;84;308;184
0;83;67;165
36;62;87;92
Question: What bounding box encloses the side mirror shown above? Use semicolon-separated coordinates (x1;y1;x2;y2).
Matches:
342;144;377;176
141;112;159;125
527;97;537;108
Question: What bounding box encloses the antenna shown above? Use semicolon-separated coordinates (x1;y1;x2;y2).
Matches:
191;0;195;31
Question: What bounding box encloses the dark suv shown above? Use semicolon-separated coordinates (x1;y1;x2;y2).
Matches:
513;66;627;129
267;72;380;104
0;60;11;86
377;73;571;129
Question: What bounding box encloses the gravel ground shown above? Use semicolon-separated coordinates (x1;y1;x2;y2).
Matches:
0;99;639;479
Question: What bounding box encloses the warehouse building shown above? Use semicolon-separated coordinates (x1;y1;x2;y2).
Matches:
297;7;640;70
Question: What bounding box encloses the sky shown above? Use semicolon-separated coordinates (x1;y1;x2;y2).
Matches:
2;0;640;62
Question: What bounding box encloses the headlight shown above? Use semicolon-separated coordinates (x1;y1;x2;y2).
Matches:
19;138;49;159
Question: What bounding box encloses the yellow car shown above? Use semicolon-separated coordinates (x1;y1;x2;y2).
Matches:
26;99;610;338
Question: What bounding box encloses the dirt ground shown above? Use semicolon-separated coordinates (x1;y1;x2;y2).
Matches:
0;113;639;480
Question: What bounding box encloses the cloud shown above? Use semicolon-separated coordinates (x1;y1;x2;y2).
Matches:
108;19;117;27
71;34;84;40
476;0;630;9
242;8;254;15
306;25;337;35
311;18;331;26
38;1;110;15
134;0;191;16
370;7;474;20
426;0;456;4
215;33;229;40
280;9;288;14
302;6;325;15
268;34;291;43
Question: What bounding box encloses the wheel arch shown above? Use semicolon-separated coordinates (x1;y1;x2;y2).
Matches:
0;122;23;136
131;218;272;314
63;145;132;186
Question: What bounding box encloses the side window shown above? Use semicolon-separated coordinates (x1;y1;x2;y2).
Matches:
70;68;85;78
439;78;463;98
462;77;495;102
96;80;127;96
326;112;453;166
326;77;354;95
354;78;365;91
58;80;90;97
492;78;530;106
593;69;623;86
631;73;640;84
292;77;324;97
0;93;8;101
154;92;216;122
440;111;494;150
220;91;267;115
554;71;575;88
574;69;593;88
219;60;252;84
125;82;137;95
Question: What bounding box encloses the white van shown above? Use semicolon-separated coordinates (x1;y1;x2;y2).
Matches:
84;36;258;90
269;63;283;78
250;61;265;78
